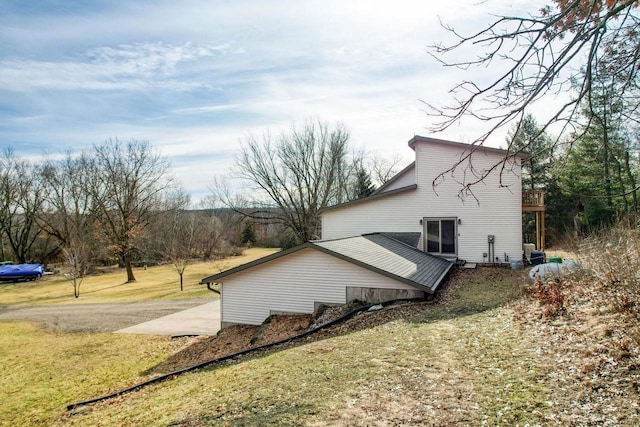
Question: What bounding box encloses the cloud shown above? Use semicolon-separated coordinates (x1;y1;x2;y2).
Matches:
0;0;550;204
0;42;228;92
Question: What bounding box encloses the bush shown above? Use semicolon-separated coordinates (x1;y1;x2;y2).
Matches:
528;278;566;318
577;222;640;315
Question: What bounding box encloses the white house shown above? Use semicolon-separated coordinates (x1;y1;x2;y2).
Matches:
202;136;526;327
202;233;453;326
322;136;525;264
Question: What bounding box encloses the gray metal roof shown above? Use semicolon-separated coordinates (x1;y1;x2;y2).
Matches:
201;233;453;294
378;232;421;248
314;233;453;293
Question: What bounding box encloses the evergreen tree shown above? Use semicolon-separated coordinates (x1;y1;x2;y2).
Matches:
355;167;375;199
241;222;256;247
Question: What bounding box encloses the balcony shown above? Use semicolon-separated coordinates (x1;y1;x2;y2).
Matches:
522;190;545;212
522;190;545;251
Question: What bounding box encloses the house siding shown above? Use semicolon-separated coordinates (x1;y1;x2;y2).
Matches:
377;163;416;193
322;141;523;263
220;248;418;325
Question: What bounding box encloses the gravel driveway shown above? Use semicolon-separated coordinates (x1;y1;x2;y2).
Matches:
0;298;213;333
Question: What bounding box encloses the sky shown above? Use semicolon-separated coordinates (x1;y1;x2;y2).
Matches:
0;0;547;203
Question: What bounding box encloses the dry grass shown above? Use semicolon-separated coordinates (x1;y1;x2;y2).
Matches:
5;248;639;426
0;248;279;426
0;322;184;427
0;248;278;306
52;267;557;426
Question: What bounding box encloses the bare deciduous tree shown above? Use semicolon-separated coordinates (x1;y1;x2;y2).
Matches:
368;153;404;187
163;189;195;291
425;0;640;194
88;139;174;283
40;152;96;297
229;120;361;243
0;149;47;263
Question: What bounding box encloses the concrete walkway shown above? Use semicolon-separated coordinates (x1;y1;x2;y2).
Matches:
116;299;220;336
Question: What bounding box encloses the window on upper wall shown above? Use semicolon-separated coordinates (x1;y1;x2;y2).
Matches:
424;218;457;256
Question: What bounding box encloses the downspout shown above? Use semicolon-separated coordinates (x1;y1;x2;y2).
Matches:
206;282;220;295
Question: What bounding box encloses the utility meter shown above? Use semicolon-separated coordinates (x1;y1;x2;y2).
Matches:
488;235;495;243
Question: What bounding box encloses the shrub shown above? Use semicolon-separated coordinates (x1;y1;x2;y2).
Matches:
528;278;566;318
577;223;640;315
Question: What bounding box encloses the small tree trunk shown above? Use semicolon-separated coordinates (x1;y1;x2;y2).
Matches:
180;273;184;291
124;251;136;282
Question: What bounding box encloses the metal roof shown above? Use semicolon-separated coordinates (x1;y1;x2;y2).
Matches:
201;233;453;294
314;233;453;293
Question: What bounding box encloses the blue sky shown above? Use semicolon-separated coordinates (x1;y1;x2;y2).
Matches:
0;0;542;202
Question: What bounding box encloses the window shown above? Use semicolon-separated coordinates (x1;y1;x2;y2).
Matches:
424;218;456;256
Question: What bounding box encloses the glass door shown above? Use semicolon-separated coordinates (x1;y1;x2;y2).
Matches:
424;218;456;256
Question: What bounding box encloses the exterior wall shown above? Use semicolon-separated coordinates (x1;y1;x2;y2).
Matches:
220;248;419;326
376;163;416;193
321;141;523;263
346;286;424;302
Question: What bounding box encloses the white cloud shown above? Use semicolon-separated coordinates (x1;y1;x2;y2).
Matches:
0;0;552;202
0;42;227;92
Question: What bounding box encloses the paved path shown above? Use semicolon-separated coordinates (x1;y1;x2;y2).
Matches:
0;298;219;335
116;300;220;336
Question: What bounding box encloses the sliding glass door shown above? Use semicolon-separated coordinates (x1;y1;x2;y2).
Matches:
424;218;456;256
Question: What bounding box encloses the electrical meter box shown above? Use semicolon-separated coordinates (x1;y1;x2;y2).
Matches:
488;235;495;243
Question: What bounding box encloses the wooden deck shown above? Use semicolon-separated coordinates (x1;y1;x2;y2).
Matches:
522;190;545;250
522;190;545;212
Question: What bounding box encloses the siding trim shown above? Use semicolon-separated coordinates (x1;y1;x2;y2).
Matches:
319;184;418;214
201;237;453;294
371;161;416;195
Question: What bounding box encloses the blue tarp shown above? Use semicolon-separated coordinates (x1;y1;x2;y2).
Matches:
0;264;44;281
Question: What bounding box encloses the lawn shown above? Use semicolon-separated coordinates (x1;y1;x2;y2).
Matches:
0;248;278;306
0;247;279;427
5;261;635;426
49;267;556;426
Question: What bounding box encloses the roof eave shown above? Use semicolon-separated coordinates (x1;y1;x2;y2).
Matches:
408;135;528;159
200;243;314;283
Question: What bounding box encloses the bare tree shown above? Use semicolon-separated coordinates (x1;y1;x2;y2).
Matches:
163;189;196;291
425;0;640;194
88;139;174;283
230;120;360;243
39;152;96;297
368;152;404;187
0;149;47;263
196;194;244;259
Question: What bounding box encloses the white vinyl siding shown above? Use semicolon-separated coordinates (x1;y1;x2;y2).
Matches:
322;141;522;263
376;163;415;193
220;248;418;325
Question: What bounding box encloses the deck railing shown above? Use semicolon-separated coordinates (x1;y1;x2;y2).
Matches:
522;190;544;209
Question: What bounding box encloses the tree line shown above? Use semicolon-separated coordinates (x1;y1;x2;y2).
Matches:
1;124;398;297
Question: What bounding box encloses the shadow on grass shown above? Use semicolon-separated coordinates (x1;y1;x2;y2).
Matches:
168;403;317;427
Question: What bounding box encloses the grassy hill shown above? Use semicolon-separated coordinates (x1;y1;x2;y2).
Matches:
1;244;639;426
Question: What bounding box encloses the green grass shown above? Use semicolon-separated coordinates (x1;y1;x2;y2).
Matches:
0;248;280;426
47;267;555;426
0;248;278;306
0;322;177;427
